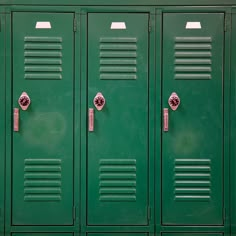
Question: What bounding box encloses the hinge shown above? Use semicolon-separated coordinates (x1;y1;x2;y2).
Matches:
148;18;151;32
224;15;231;32
73;206;76;220
147;206;151;221
73;17;77;32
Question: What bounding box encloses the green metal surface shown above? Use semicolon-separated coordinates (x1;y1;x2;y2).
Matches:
0;0;235;5
162;234;223;236
12;12;74;225
231;11;236;236
87;13;149;226
162;13;224;225
0;13;5;236
0;3;232;236
88;234;148;236
12;234;73;236
5;9;12;235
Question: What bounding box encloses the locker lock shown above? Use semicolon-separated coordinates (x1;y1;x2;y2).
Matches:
18;92;31;110
94;92;105;111
168;92;180;111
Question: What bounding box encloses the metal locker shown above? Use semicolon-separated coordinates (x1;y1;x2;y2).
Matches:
87;13;149;225
12;12;75;225
162;13;224;225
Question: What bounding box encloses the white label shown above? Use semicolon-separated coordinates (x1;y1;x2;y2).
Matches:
35;22;51;29
185;22;201;29
110;22;126;30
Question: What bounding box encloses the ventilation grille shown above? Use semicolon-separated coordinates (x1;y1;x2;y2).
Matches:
24;37;63;80
99;159;137;202
174;37;212;80
174;159;211;201
99;37;137;80
24;159;62;201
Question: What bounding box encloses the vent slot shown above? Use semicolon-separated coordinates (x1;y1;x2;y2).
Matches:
100;37;137;80
174;159;211;201
174;37;212;80
99;159;137;202
24;37;63;80
24;159;62;201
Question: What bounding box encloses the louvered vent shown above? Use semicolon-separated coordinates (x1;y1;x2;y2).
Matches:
99;159;136;201
99;37;137;80
174;37;212;80
174;159;211;201
24;37;63;80
24;159;62;201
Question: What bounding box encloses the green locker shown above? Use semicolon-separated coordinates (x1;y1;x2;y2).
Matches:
87;13;149;225
0;13;5;236
12;12;75;225
162;13;224;225
1;2;231;236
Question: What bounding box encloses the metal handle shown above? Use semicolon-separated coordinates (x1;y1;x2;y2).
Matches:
163;108;169;132
89;108;94;132
14;108;19;132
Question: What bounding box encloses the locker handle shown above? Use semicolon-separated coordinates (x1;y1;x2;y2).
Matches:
163;108;168;132
89;108;94;132
14;108;19;132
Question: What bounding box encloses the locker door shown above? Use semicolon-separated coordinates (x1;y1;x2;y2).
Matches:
162;13;224;225
12;12;74;225
87;13;149;225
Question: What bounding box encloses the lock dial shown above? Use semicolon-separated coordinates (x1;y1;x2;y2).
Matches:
18;92;31;110
93;92;105;111
168;92;180;111
19;96;30;107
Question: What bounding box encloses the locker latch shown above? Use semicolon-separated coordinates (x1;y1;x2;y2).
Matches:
18;92;31;110
168;92;180;111
94;92;105;111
